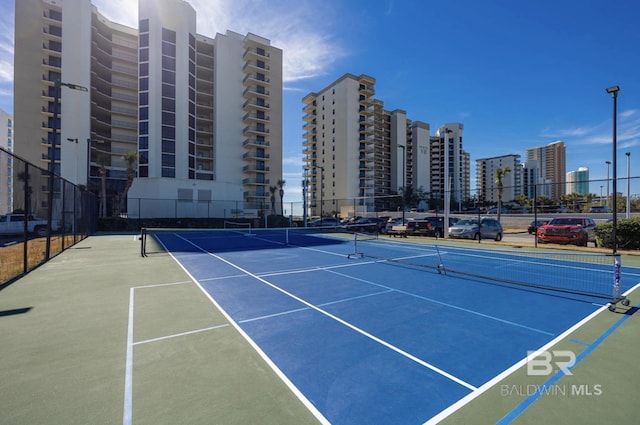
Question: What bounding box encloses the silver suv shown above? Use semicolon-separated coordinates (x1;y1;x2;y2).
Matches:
448;217;503;241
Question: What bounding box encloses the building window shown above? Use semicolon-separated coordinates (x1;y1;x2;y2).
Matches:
139;63;149;77
162;41;176;57
139;33;149;48
162;56;176;70
162;28;176;43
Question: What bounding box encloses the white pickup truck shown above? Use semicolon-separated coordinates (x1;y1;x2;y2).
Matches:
0;214;59;237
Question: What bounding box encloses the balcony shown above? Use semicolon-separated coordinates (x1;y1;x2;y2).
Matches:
243;73;270;85
243;46;270;60
242;151;270;160
242;177;270;186
243;126;270;136
242;112;270;123
242;164;270;173
243;138;270;148
242;99;270;111
242;85;270;98
242;61;270;73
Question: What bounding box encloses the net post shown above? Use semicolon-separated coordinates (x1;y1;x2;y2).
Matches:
347;231;364;259
140;227;147;257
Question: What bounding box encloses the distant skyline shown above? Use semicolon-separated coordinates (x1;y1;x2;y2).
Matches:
1;0;639;207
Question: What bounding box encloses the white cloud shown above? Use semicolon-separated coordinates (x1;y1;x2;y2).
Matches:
93;0;138;28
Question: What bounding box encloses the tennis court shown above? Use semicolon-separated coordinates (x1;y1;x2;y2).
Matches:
139;226;639;424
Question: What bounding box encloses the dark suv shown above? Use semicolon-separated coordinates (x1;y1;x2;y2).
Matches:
406;216;459;237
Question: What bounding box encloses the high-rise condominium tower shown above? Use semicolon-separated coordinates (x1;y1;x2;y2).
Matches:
525;140;566;201
302;73;468;216
13;0;282;218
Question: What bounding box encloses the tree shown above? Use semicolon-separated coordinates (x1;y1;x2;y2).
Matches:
277;179;286;216
495;167;511;221
97;154;109;218
515;194;530;207
17;170;33;216
269;186;277;215
117;152;137;217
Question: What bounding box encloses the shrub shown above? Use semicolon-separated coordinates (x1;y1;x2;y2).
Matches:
595;217;640;250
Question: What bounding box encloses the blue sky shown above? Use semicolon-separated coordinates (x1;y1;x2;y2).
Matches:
1;0;639;206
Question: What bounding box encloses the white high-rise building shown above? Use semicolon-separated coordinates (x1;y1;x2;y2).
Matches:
566;167;589;195
476;154;522;204
14;0;283;218
432;124;470;208
0;109;14;214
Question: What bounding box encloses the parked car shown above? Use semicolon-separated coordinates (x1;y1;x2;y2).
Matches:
527;219;549;234
485;207;506;215
407;216;459;237
589;205;611;213
307;217;341;227
536;217;597;247
343;217;379;233
448;217;503;241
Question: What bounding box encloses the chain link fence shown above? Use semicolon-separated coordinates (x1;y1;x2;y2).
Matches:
1;147;97;285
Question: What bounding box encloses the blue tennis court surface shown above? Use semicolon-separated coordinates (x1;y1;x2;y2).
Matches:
149;229;637;424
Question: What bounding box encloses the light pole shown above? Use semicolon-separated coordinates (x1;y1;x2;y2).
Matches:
302;177;308;227
398;145;406;223
605;160;611;209
626;152;631;219
600;185;603;204
316;166;324;226
606;85;619;255
46;80;88;260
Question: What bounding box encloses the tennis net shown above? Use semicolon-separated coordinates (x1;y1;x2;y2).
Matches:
140;225;354;256
353;236;628;308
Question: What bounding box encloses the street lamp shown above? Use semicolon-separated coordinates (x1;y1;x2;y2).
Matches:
46;80;88;260
398;145;406;223
605;160;611;208
600;185;603;204
606;85;619;254
626;152;631;219
302;177;308;227
319;166;325;226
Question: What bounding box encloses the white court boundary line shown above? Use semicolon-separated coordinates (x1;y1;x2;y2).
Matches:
174;233;477;392
122;280;231;425
145;234;332;425
423;281;640;425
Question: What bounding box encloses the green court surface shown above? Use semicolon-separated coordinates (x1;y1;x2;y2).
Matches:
0;233;638;424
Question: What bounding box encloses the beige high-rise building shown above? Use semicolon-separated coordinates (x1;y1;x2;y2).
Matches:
302;73;468;217
525;140;566;201
14;0;137;200
14;0;283;218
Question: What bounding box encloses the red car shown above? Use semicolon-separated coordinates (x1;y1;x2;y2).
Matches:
536;217;597;247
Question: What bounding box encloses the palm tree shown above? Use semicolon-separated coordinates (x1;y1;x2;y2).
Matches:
277;179;286;216
117;152;137;216
17;170;33;216
495;167;511;221
97;154;109;218
269;186;277;215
